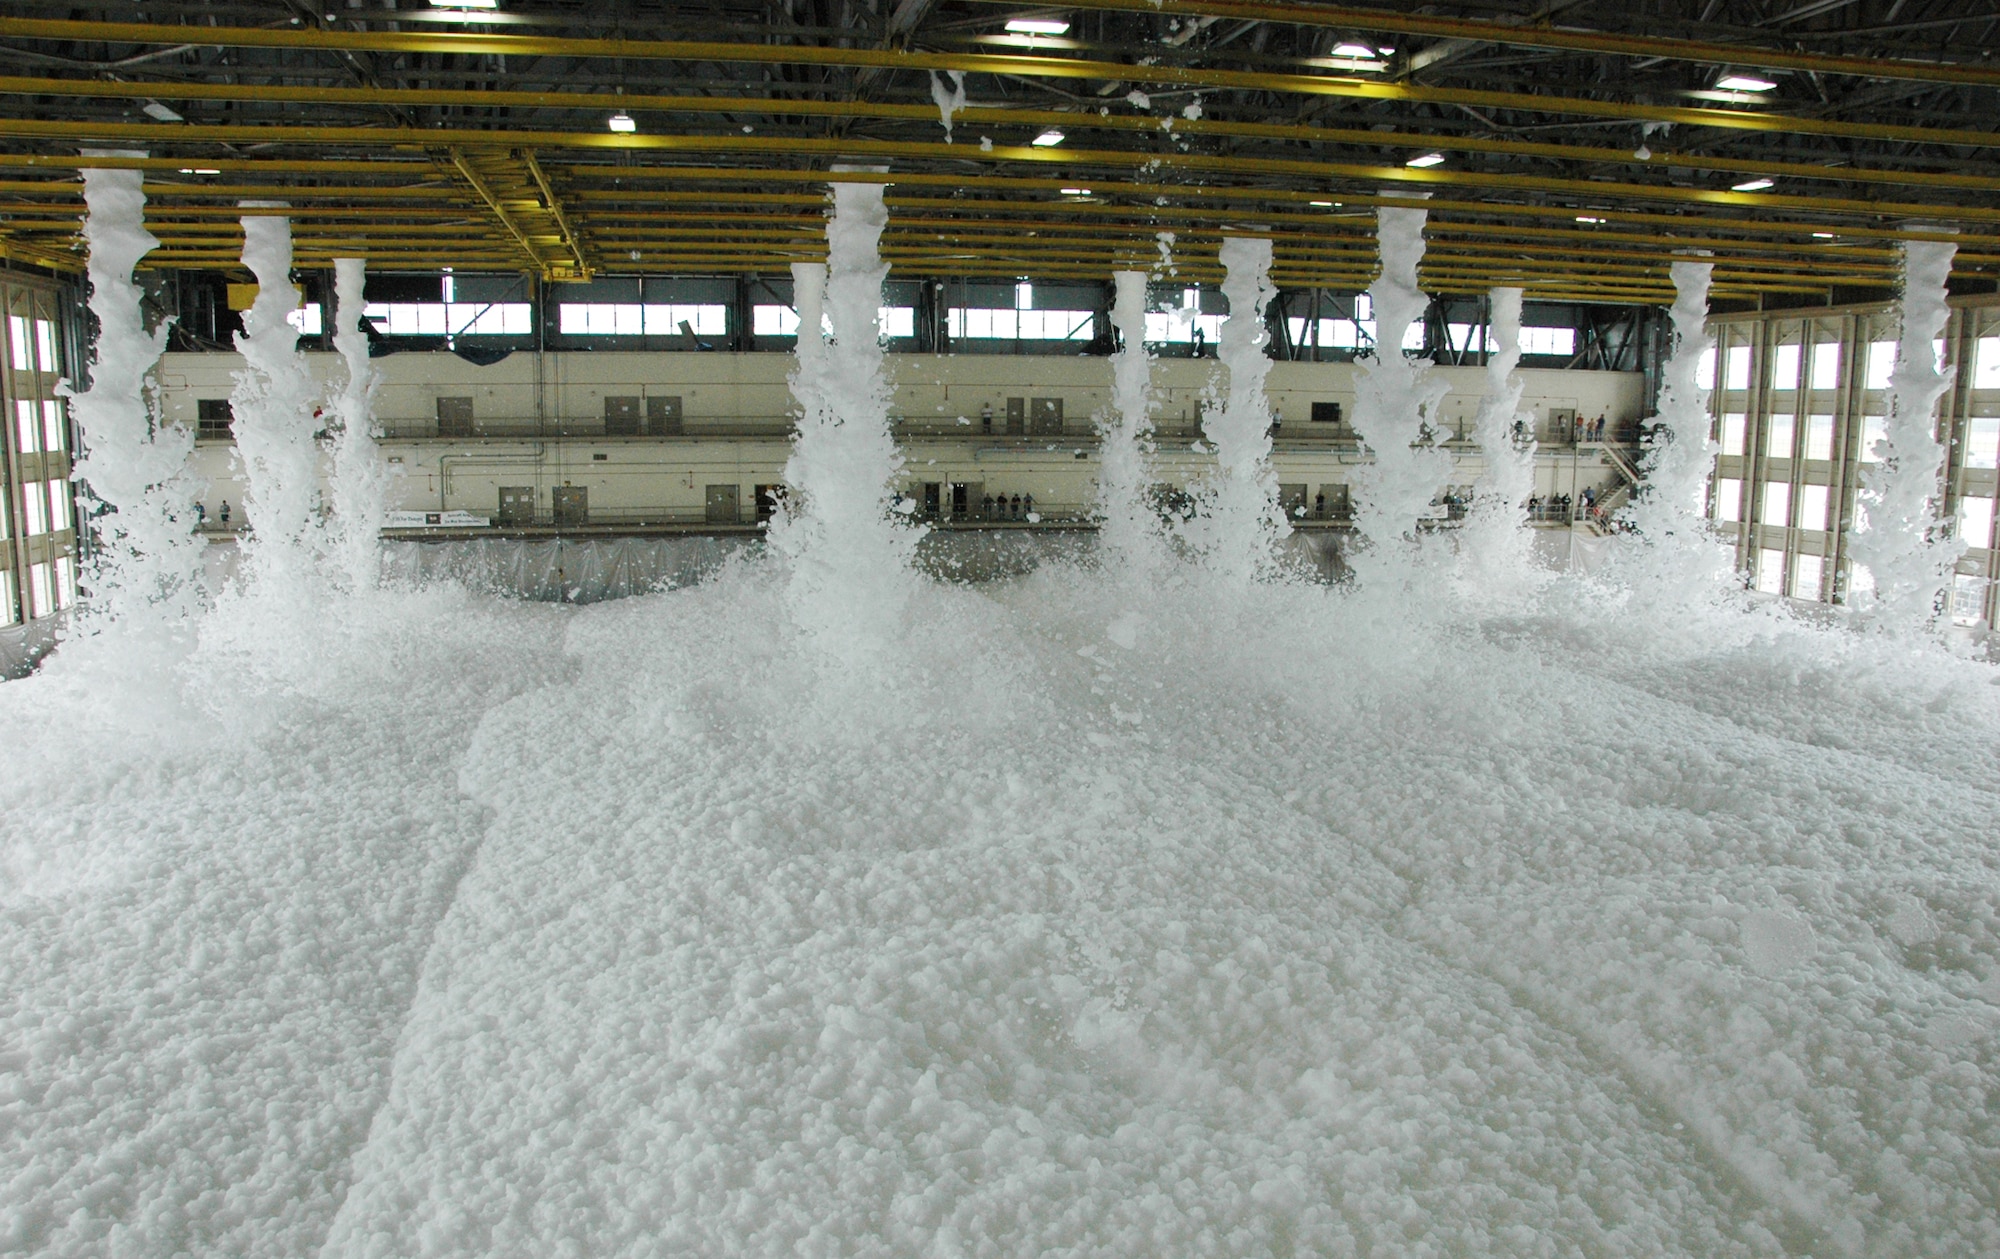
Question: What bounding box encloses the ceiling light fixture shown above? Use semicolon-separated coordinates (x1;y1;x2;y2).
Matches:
607;112;637;133
1732;177;1775;192
1406;152;1445;168
1716;73;1777;92
1576;215;1605;224
141;101;182;123
1309;200;1335;207
1331;43;1376;58
177;167;220;175
1031;129;1065;147
1004;18;1071;35
429;0;500;9
1812;231;1835;239
1059;187;1091;196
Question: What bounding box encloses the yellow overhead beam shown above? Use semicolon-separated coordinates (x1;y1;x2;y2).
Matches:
2;120;1992;230
966;0;2000;89
446;148;548;274
0;19;1992;151
1;74;1991;196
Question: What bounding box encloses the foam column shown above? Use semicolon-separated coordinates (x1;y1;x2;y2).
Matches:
1347;202;1452;584
229;205;322;587
1847;238;1964;632
1458;286;1536;578
1096;270;1164;583
66;157;205;630
328;258;391;592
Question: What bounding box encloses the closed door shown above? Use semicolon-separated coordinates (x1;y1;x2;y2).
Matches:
497;485;535;526
705;483;739;524
1005;397;1026;436
603;395;640;435
436;395;474;437
1278;483;1308;520
647;395;683;436
1030;397;1063;435
552;485;588;525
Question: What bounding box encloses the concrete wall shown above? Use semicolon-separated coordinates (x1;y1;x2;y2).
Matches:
155;351;1645;524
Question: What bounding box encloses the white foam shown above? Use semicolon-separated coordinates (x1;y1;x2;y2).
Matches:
1096;270;1165;588
63;164;205;635
1457;286;1538;586
1348;204;1452;585
1847;238;1965;634
767;185;923;675
227;210;323;587
1181;237;1287;584
326;258;392;593
1616;259;1735;604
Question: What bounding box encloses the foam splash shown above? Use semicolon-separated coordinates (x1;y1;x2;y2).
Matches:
928;70;967;142
63;161;205;634
228;209;323;588
1095;270;1165;589
768;184;923;673
327;258;392;594
1348;203;1452;584
1183;237;1286;584
1457;286;1538;585
1847;238;1965;633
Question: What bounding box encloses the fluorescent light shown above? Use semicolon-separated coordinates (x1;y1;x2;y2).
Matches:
607;112;637;133
1812;231;1835;239
1059;187;1091;196
1004;17;1070;35
1309;200;1335;207
141;101;182;123
177;167;221;175
1576;215;1605;224
1716;73;1777;92
1732;177;1774;192
1377;47;1395;56
1031;129;1065;147
430;0;499;9
1406;152;1445;168
1331;43;1376;58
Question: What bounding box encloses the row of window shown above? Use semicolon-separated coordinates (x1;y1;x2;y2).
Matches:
13;399;66;454
6;314;58;374
1697;337;2000;392
1715;478;1996;545
6;478;73;538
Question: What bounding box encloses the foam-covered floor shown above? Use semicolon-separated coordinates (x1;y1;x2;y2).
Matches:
3;562;1997;1257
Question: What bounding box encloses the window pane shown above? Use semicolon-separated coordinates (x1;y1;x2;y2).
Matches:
1810;342;1840;390
28;561;51;618
1866;341;1897;390
0;571;15;625
1859;413;1886;462
48;479;70;531
1961;495;1996;549
34;317;55;371
1771;343;1800;389
1715;477;1742;522
1966;416;1999;469
880;307;914;338
1798;483;1830;531
755;304;798;336
286;304;323;336
15;398;38;453
1721;412;1746;456
1804;413;1834;461
43;399;64;451
1977;336;2000;389
1793;553;1824;601
1756;548;1786;594
1761;481;1791;526
1726;346;1751;390
1766;412;1795;458
23;481;48;534
53;555;73;609
8;314;27;371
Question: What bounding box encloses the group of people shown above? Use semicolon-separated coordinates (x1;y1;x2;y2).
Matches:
1574;413;1610;443
983;492;1034;521
192;499;232;529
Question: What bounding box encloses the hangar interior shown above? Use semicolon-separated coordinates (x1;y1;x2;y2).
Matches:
1;0;1997;635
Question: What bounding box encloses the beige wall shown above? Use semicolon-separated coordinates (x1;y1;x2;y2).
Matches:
157;350;1644;522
